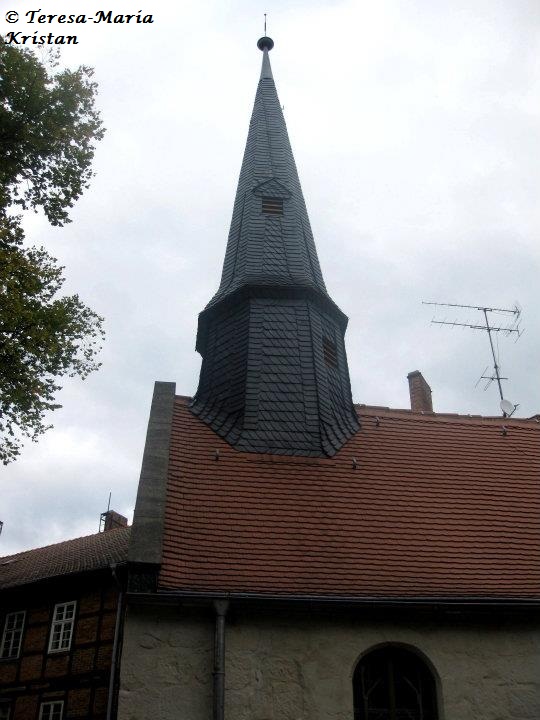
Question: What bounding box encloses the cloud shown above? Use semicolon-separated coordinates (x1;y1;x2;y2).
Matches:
2;0;539;554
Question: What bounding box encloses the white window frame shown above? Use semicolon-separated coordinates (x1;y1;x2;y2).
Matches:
1;610;25;659
38;701;63;720
48;601;76;653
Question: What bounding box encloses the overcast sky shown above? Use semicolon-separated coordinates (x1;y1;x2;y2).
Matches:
2;0;539;556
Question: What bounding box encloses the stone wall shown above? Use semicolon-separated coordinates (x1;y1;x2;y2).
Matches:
118;604;540;720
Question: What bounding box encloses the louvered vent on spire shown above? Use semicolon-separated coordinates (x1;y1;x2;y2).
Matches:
191;38;359;457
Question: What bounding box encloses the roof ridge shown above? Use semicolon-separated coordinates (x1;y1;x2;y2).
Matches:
178;395;540;427
356;405;540;426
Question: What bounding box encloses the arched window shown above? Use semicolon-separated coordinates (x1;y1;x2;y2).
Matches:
353;645;439;720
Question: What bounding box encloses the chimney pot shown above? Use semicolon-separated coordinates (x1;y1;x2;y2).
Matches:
407;371;433;413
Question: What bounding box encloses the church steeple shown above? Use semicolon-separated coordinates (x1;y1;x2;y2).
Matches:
206;35;328;308
191;37;359;456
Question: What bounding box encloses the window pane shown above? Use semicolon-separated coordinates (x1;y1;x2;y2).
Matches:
39;701;63;720
48;602;76;653
354;646;438;720
1;611;25;659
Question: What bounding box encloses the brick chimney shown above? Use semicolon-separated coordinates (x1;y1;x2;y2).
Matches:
102;510;128;532
407;371;433;412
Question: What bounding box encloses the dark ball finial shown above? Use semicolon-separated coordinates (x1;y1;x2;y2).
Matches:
257;36;274;51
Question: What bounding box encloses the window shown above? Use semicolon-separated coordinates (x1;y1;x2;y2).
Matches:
353;645;438;720
261;197;283;215
1;611;25;659
39;701;63;720
0;701;11;720
322;337;338;368
48;602;76;653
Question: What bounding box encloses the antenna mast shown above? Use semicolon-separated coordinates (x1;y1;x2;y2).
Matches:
99;491;113;532
422;301;522;416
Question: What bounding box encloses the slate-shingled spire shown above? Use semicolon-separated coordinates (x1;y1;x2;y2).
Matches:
190;37;359;456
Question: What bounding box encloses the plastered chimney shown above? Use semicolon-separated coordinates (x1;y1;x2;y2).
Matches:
407;371;433;412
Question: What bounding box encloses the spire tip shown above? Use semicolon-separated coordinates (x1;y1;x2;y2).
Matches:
257;36;274;52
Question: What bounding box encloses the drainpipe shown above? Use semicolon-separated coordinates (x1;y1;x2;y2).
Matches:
106;563;125;720
213;600;229;720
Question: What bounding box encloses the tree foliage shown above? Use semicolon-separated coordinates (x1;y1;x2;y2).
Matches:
0;41;105;463
0;246;104;463
1;42;104;229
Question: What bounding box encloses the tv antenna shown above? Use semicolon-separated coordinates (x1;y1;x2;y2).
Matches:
422;301;523;417
98;491;112;532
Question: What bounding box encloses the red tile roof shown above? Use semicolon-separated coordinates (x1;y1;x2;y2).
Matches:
159;397;540;598
0;527;130;590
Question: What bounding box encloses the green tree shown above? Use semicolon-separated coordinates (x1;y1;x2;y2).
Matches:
0;41;105;463
1;42;104;228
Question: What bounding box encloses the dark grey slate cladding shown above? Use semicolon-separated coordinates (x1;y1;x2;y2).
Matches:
191;41;359;456
205;47;327;310
190;301;250;445
192;291;359;457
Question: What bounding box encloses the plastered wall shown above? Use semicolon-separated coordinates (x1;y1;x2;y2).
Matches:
118;605;540;720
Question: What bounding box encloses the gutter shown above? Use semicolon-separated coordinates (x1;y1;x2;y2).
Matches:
107;563;125;720
127;589;540;610
213;600;229;720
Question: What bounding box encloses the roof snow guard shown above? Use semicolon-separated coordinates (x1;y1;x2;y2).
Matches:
191;38;359;456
